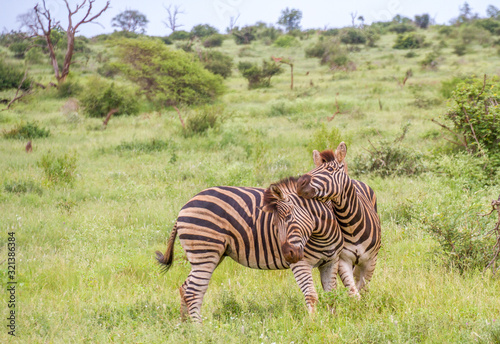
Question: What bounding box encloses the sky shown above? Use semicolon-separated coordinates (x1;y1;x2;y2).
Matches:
0;0;496;37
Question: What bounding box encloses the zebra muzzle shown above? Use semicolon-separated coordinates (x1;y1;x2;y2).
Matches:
282;241;304;264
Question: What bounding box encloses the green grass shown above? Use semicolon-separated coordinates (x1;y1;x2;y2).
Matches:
0;26;499;343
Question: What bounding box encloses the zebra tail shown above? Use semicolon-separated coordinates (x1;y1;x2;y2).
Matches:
155;222;178;274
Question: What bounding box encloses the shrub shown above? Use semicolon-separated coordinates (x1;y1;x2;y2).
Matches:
453;43;467;56
439;76;500;164
404;51;418;58
79;76;139;118
4;180;43;195
420;194;499;273
352;123;426;176
3;121;50;140
197;50;233;79
440;76;471;99
24;47;44;64
203;34;224;48
273;35;299;47
340;28;367;45
0;60;31;91
97;63;120;78
57;75;82;98
114;38;224;106
38;151;77;185
8;42;29;59
307;124;344;153
169;30;190;40
232;26;256;45
238;59;283;89
460;25;491;45
388;23;416;34
420;52;439;69
305;41;327;58
190;24;218;38
393;33;425;49
116;139;171;153
183;104;224;136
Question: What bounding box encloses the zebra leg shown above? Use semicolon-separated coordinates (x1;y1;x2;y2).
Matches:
291;261;318;314
318;258;339;292
179;281;188;321
182;261;218;323
355;256;378;292
338;259;360;298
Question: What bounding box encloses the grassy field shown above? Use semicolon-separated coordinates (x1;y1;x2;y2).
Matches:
0;27;500;343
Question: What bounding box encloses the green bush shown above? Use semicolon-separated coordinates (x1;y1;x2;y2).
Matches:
273;35;299;47
352;124;426;176
440;76;471;99
340;28;367;45
232;26;256;45
4;180;43;195
0;60;31;91
420;52;439;69
57;75;82;98
388;23;416;34
38;151;77;185
191;24;218;38
453;43;467;56
305;41;327;58
2;121;50;140
8;42;29;58
183;104;224;136
114;38;224;106
440;76;500;163
79;77;139;118
197;50;233;79
24;47;44;65
168;30;190;40
115;139;171;153
307;124;344;153
393;33;425;49
203;34;224;48
97;63;120;78
420;194;498;273
238;59;283;89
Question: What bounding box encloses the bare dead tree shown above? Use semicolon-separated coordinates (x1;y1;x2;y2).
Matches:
350;11;358;27
227;13;240;33
1;70;32;111
163;4;184;33
19;0;109;84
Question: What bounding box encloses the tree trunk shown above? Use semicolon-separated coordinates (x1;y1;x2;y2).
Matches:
45;35;60;81
60;31;75;84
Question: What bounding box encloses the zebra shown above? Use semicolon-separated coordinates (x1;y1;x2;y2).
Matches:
297;142;381;298
156;177;344;322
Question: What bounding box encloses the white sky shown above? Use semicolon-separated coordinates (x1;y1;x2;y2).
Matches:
0;0;496;37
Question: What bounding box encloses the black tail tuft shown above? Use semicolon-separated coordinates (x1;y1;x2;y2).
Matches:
155;222;178;274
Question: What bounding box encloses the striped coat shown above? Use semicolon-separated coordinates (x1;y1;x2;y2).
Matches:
297;143;381;297
156;177;343;322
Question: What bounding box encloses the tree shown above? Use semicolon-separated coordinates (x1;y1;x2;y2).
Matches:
414;14;430;29
18;0;109;84
163;4;184;33
486;5;500;19
277;8;302;33
113;38;224;106
111;10;148;34
190;24;218;38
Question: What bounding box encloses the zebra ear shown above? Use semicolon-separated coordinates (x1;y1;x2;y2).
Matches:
335;142;347;163
262;184;282;213
313;150;322;167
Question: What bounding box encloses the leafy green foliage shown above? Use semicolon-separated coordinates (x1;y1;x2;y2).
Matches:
203;34;224;47
0;60;30;91
4;180;43;195
414;14;430;29
3;121;50;140
183;104;225;136
115;139;172;153
111;10;149;34
453;43;468;56
38;151;77;185
352;124;426;176
340;28;367;45
441;76;500;162
79;77;139;118
238;59;283;88
273;35;299;47
307;124;344;153
168;30;190;40
114;38;224;106
197;50;233;78
8;41;29;58
393;32;425;49
277;8;302;32
57;75;82;98
190;24;218;38
232;26;256;45
305;39;352;69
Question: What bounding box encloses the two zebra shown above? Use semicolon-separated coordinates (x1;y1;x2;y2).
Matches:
156;142;381;322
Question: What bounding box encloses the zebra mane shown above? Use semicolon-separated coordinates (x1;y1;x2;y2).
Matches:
319;149;336;163
263;176;299;212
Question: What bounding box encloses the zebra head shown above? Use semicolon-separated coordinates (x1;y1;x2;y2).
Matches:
297;142;348;204
262;177;317;264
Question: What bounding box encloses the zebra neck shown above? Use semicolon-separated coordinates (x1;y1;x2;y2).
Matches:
332;180;363;232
